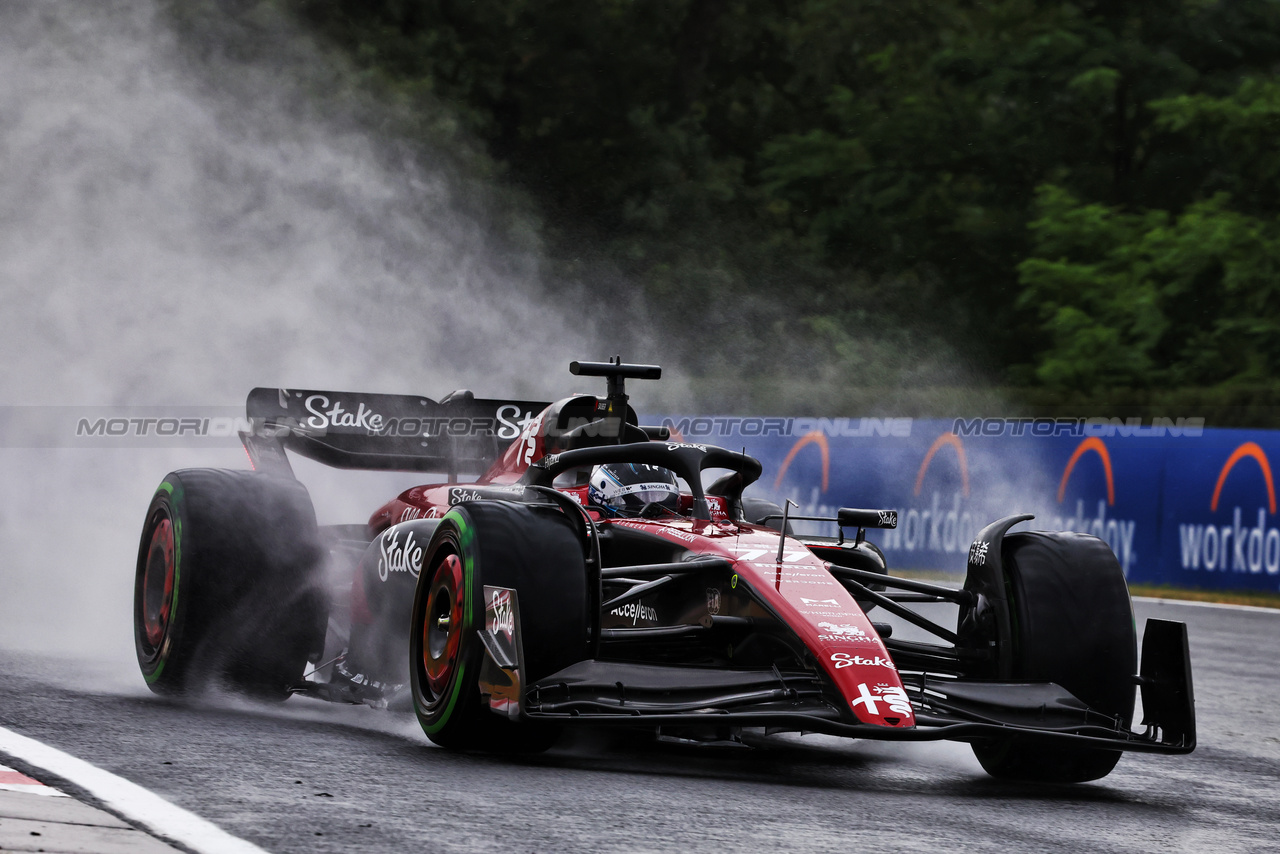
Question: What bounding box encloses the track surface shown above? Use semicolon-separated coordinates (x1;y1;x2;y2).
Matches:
0;600;1277;854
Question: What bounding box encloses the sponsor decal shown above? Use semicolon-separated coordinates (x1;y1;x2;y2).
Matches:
774;431;831;493
831;653;894;669
851;683;913;717
666;441;710;452
968;540;989;566
916;432;970;499
519;414;545;466
495;405;539;440
662;526;698;543
730;545;808;563
800;597;840;607
489;589;515;640
878;510;897;528
706;588;721;616
1178;442;1280;575
818;622;867;638
610;601;658;625
377;529;424;581
448;485;526;505
1179;507;1280;575
304;394;386;433
398;506;424;523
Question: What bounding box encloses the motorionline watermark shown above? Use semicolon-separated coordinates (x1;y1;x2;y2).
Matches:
0;406;251;448
2;406;649;447
659;417;914;439
0;407;1210;448
950;417;1206;438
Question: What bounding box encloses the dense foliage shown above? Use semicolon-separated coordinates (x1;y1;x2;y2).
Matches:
192;1;1280;416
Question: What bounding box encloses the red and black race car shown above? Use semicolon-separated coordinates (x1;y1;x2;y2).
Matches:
133;360;1195;783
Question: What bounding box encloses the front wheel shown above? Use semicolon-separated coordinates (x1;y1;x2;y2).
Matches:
965;530;1136;783
410;501;589;751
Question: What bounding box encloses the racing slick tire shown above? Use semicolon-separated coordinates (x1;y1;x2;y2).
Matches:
970;531;1137;783
410;501;590;752
741;497;793;534
133;469;327;699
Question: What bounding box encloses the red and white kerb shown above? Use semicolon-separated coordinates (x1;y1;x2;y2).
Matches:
0;763;68;797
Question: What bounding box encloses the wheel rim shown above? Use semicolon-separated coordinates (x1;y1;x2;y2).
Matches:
423;553;465;698
141;514;175;651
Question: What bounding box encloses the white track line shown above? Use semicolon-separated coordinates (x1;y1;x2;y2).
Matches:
0;725;270;854
1134;595;1280;614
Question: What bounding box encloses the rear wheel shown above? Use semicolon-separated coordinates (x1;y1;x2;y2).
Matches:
968;531;1136;782
133;469;327;699
410;501;589;751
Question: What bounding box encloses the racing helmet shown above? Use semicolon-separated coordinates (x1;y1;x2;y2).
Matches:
587;463;681;517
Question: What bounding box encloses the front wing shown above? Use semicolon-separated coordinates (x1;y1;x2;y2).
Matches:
479;597;1195;755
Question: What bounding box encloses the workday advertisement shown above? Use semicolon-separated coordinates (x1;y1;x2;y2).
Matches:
651;415;1280;592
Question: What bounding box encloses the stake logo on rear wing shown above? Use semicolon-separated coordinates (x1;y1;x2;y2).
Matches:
241;387;549;477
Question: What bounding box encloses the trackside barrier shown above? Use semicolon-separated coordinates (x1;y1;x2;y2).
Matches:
647;415;1280;593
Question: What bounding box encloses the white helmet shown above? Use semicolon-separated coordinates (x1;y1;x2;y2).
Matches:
587;463;681;517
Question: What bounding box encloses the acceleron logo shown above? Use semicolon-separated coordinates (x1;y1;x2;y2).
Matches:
1178;442;1280;576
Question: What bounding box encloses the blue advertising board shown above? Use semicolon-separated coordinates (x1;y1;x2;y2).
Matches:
645;414;1278;592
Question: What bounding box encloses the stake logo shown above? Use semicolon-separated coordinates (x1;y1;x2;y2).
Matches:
831;653;894;669
489;589;515;639
303;394;386;433
377;529;423;581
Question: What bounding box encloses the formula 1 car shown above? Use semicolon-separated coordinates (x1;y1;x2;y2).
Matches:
133;359;1195;782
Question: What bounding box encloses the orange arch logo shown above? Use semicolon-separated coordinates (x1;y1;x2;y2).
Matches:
1058;437;1115;505
1211;441;1276;513
773;431;830;492
914;432;970;498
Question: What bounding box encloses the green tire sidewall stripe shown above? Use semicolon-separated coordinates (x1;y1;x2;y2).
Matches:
422;510;475;735
143;481;182;685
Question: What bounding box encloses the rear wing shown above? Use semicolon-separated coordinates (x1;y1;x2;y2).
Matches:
241;387;549;479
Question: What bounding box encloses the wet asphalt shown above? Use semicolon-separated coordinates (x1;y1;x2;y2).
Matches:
0;599;1277;854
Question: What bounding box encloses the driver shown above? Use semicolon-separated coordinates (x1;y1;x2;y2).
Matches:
587;463;681;517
